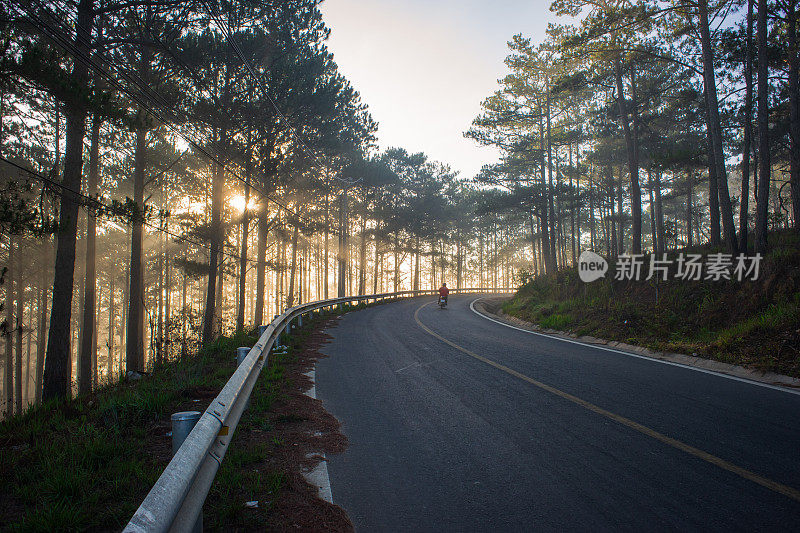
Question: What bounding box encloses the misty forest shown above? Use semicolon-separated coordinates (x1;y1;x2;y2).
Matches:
1;0;798;418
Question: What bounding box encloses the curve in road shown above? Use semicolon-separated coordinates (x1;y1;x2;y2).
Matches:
316;294;800;531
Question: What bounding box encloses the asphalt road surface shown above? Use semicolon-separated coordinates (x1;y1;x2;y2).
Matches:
316;294;800;532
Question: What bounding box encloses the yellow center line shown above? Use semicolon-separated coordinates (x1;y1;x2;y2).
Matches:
414;302;800;504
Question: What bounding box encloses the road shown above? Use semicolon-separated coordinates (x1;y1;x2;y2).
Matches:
315;294;800;532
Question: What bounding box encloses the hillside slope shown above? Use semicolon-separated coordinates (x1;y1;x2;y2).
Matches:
503;231;800;377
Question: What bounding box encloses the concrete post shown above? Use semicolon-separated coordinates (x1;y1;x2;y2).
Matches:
171;411;201;456
236;347;251;410
236;347;249;367
170;411;202;532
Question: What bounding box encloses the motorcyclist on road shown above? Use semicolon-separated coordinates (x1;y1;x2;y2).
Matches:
438;283;449;305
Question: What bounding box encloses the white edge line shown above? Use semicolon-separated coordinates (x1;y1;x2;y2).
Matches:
302;368;334;503
469;296;800;397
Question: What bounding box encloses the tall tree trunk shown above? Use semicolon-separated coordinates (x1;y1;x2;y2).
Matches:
589;168;596;251
478;232;484;287
337;188;348;297
373;230;380;294
617;167;624;254
655;171;665;254
202;157;224;345
456;235;463;289
7;236;17;414
630;67;642;253
429;240;436;289
164;247;170;361
602;201;610;255
288;223;299;306
788;0;800;229
613;58;642;254
43;0;94;400
14;238;22;414
214;250;224;334
275;230;283;314
609;167;618;257
324;183;329;299
648;170;657;252
25;298;32;405
156;218;164;366
698;0;738;253
92;288;98;387
299;255;304;305
303;247;308;303
704;89;721;245
687;172;695;248
254;213;268;326
107;273;115;380
236;143;251;331
35;194;51;402
755;0;771;253
120;261;128;370
740;0;755;249
126;124;146;373
539;119;554;274
546;90;557;268
35;264;47;403
392;234;399;293
180;269;187;360
575;143;582;261
528;208;537;269
569;142;576;263
358;216;367;295
79;111;100;394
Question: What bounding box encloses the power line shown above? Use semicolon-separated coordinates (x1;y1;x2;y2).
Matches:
16;0;341;236
201;0;361;186
0;154;277;269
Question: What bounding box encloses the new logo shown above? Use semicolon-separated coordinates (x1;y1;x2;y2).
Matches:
578;251;608;282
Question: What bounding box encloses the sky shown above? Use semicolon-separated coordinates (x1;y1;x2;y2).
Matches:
319;0;564;180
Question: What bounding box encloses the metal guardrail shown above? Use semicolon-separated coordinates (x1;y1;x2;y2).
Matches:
124;288;512;532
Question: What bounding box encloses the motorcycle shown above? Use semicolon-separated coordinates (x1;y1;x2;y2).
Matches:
438;295;447;309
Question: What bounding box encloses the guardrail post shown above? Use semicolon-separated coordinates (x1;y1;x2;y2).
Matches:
236;347;252;410
257;325;268;338
171;411;201;455
171;411;203;533
297;313;303;328
236;347;249;367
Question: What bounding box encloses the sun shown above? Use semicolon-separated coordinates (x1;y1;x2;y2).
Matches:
230;194;257;213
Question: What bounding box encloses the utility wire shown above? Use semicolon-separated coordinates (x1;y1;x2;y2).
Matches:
201;0;361;186
16;0;341;235
0;154;275;269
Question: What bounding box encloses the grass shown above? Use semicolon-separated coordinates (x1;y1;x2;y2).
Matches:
0;308;337;532
0;294;382;531
503;229;800;377
0;330;262;531
202;310;338;531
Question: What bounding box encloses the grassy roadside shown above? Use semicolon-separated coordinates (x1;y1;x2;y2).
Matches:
503;231;800;378
0;302;366;531
202;308;351;531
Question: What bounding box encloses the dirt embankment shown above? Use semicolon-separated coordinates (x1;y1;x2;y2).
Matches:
498;231;800;379
205;316;354;532
0;319;355;531
253;321;352;532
